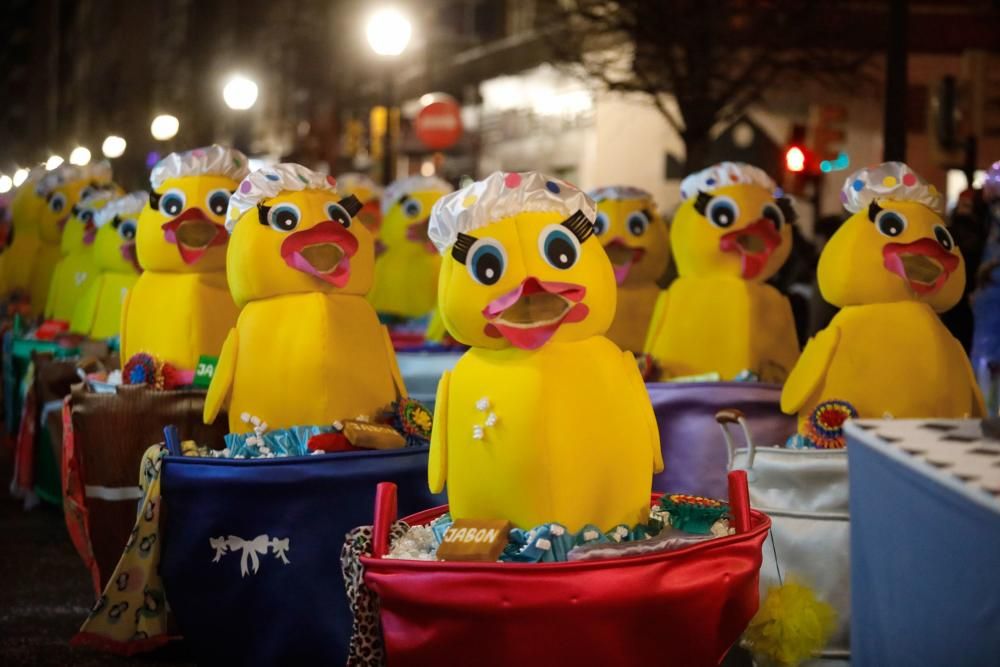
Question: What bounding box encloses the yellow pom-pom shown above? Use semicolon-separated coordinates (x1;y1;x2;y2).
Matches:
743;578;837;666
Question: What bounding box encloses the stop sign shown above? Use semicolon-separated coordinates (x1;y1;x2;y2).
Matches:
414;94;463;151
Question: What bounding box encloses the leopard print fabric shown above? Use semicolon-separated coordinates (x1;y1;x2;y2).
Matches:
341;521;410;667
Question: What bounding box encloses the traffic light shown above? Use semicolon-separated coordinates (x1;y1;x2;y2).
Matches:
785;146;806;173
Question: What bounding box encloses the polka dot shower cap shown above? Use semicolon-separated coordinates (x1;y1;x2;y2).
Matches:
984;160;1000;203
840;162;942;214
336;172;382;202
429;171;596;254
679;162;776;201
94;191;149;228
381;175;453;215
225;163;339;232
37;161;113;196
150;145;249;191
77;185;121;211
587;185;653;204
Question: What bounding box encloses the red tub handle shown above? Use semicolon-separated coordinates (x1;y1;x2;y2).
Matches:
727;470;751;534
372;482;398;558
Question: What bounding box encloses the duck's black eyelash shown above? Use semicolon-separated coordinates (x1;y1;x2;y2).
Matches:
868;200;883;223
452;232;475;264
111;215;122;229
562;210;594;243
776;197;798;224
694;191;712;216
338;194;362;217
149;191;161;210
257;203;271;226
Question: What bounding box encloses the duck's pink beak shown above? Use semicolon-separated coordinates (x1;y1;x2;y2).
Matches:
482;277;588;350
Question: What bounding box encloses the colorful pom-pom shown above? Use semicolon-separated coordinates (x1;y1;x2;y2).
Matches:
743;578;837;667
123;353;157;386
800;399;858;449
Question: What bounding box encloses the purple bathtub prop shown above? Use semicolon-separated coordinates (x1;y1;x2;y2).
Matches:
646;382;796;498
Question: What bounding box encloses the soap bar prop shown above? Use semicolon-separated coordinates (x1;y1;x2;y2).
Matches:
339;420;406;450
436;518;513;562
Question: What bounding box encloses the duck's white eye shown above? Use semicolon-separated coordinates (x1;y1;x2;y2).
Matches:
593;211;609;236
49;193;67;214
875;209;907;237
206;189;231;217
326;202;352;228
160;189;186;216
538;224;581;270
268;203;301;232
705;196;739;228
626;210;650;236
467;238;507;286
117;219;137;241
403;198;423;219
933;224;954;251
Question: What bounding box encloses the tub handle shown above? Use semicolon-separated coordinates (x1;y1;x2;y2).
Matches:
372;482;398;559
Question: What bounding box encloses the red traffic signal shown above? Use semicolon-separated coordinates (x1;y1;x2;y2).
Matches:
785;146;806;173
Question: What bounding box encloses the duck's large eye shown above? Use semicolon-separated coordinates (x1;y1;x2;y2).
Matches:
80;209;94;224
268;203;301;232
49;193;66;214
206;189;230;217
80;186;95;200
118;219;137;241
593;211;609;236
326;202;352;228
875;209;907;237
160;189;186;216
761;202;785;231
933;224;954;251
627;210;650;237
403;198;423;219
539;224;581;270
705;196;738;228
467;238;506;286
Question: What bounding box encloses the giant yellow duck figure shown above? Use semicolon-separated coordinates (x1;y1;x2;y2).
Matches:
336;172;383;236
29;162;114;315
427;171;662;533
0;169;44;300
588;185;670;353
121;145;245;370
782;162;985;444
203;164;405;433
368;175;453;320
45;184;122;322
70;191;145;338
644;162;799;382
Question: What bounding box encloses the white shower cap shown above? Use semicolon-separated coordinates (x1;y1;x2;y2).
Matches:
95;191;149;228
225;163;339;232
429;171;595;254
37;161;113;196
679;162;776;201
587;185;653;204
381;175;453;215
840;162;943;214
150;145;249;190
336;173;382;202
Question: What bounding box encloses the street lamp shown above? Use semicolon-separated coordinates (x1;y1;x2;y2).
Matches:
0;175;12;194
366;7;412;185
13;168;29;187
45;155;64;170
69;146;92;166
102;135;127;158
151;114;180;141
223;75;259;111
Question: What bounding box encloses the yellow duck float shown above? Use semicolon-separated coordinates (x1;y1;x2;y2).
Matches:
336;172;383;235
588;185;670;353
644;162;800;382
204;164;406;434
121;145;245;370
45;184;122;322
427;171;662;532
782;162;985;443
368;175;453;320
29;163;115;315
0;167;47;301
70;191;145;338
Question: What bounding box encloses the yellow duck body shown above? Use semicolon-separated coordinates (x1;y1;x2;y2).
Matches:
590;187;671;353
644;164;799;381
369;177;452;319
0;177;45;299
428;172;661;533
782;163;985;426
121;156;243;369
71;192;143;338
203;165;404;433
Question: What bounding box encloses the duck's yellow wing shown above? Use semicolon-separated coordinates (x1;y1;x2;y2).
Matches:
780;325;840;415
428;370;450;493
623;350;663;473
203;327;238;425
947;335;987;417
381;325;408;399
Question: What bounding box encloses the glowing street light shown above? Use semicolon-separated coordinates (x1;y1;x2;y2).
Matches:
69;146;92;166
46;155;64;170
0;175;12;193
223;75;259;110
13;168;29;187
102;135;127;158
151;114;180;141
366;8;412;56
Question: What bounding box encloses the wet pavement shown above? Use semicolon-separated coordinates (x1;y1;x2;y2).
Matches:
0;440;193;666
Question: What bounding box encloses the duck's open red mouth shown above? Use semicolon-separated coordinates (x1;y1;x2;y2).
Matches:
280;221;358;287
404;218;437;253
882;238;959;296
482;277;589;350
718;219;783;279
82;221;97;245
161;208;228;265
604;238;646;285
